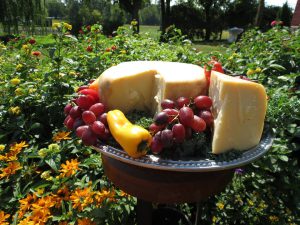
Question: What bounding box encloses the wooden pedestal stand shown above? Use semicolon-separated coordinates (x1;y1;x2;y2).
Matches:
102;155;234;225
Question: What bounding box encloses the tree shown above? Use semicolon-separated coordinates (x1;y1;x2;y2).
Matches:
160;0;172;32
47;0;66;19
116;0;147;33
254;0;265;27
279;2;292;26
0;0;45;34
197;0;229;41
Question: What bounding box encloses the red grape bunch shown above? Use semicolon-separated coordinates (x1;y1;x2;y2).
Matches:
63;85;110;146
149;95;214;154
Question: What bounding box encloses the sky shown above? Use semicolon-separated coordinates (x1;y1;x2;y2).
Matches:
265;0;297;9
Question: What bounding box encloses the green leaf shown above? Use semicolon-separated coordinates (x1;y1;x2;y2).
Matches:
45;158;58;172
64;34;78;41
269;64;286;71
278;155;289;162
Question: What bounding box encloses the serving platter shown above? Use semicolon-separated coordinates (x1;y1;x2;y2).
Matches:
92;127;273;172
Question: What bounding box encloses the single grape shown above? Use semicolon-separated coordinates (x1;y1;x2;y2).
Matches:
154;131;162;142
81;128;98;146
161;99;175;109
98;128;111;141
89;103;105;116
149;123;164;134
172;123;186;143
64;115;71;126
154;112;169;125
179;107;194;127
66;117;75;130
64;103;73;115
176;97;189;108
191;115;206;132
91;121;106;135
194;96;212;109
76;95;96;110
76;125;89;138
82;110;96;124
198;110;214;126
73;118;84;130
78;89;99;102
162;108;179;123
150;136;164;154
98;113;108;126
69;106;82;119
161;129;174;148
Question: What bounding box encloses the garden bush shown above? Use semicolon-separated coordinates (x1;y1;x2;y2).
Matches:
0;22;299;224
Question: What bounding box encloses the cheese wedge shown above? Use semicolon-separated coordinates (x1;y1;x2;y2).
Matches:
98;61;207;113
209;71;267;154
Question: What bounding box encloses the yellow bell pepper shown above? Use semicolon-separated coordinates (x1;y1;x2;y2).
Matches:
107;110;152;158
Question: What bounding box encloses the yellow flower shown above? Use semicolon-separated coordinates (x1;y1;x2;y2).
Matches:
0;161;22;179
40;171;52;181
269;215;279;222
216;202;224;210
0;145;5;151
69;71;76;76
255;67;262;73
9;106;21;115
16;64;23;71
0;210;10;225
77;217;96;225
10;141;28;152
59;159;81;178
52;131;71;142
120;50;127;54
15;88;24;96
247;199;254;206
52;22;61;30
28;88;36;94
212;216;217;223
70;187;94;212
246;69;255;76
131;20;138;26
63;22;72;31
10;78;21;85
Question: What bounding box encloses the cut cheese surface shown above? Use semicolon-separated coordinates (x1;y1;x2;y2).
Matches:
209;71;267;154
98;61;207;113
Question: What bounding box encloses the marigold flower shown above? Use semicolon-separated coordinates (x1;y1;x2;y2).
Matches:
63;22;72;31
70;187;94;211
216;202;224;210
16;64;23;71
52;185;70;208
9;106;21;115
77;217;96;225
59;159;81;178
32;51;41;57
52;22;61;30
0;211;10;225
0;144;5;151
0;161;22;179
255;67;262;73
10;141;28;152
52;131;71;142
15;88;24;96
10;78;21;85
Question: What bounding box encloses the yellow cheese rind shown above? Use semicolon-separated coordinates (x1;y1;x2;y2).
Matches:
209;71;267;154
98;61;207;113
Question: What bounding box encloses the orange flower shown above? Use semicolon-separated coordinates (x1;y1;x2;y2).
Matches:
59;159;80;178
69;187;94;212
10;141;28;152
18;193;38;218
94;189;116;206
0;210;10;225
52;185;70;208
77;217;96;225
0;161;22;179
52;131;71;142
18;216;35;225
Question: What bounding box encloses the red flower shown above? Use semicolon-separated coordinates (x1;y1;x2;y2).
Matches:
86;46;93;52
271;20;277;26
79;29;84;34
111;45;117;51
32;51;41;57
28;38;36;45
86;25;91;31
105;47;111;52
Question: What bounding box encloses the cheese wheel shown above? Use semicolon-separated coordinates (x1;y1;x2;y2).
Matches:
209;71;267;154
98;61;207;113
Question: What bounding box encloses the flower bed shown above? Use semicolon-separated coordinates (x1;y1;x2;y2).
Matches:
0;23;299;224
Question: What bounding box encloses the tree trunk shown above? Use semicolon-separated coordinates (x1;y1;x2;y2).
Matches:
133;5;140;33
166;0;171;28
254;0;264;27
160;0;166;32
204;7;211;41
